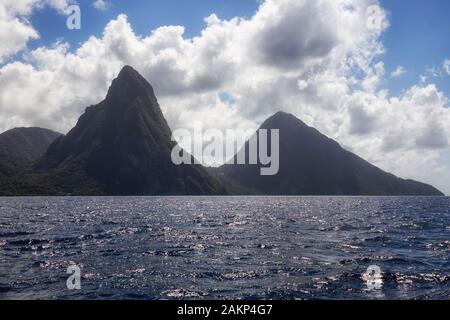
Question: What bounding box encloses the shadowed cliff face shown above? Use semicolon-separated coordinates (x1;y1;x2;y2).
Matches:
215;112;443;196
38;66;225;196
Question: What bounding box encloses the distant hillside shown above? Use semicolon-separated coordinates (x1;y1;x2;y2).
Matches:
0;128;61;196
0;127;62;162
213;112;443;196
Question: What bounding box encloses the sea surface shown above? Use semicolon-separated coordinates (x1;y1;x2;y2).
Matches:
0;196;449;300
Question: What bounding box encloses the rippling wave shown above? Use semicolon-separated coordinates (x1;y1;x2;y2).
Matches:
0;196;449;300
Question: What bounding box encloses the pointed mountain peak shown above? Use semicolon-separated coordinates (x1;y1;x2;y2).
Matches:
270;111;297;120
36;65;225;196
106;65;156;102
261;111;307;129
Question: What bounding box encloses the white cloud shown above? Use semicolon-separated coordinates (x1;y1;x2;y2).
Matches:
0;0;72;62
0;7;38;63
444;59;450;75
391;66;406;77
420;66;441;83
93;0;108;11
0;0;449;193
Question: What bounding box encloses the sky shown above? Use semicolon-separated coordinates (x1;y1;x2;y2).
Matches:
0;0;449;194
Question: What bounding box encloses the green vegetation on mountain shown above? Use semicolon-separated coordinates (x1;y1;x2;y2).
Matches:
0;67;443;196
33;65;225;196
0;127;61;162
0;128;62;196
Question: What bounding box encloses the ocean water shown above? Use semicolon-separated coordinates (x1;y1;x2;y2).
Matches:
0;196;449;300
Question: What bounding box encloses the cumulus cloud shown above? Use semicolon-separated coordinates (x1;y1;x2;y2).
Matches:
416;124;449;150
93;0;109;11
391;66;406;77
0;0;72;62
0;0;449;192
0;7;38;63
348;102;378;136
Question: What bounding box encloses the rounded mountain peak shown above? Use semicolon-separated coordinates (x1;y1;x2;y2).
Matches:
117;65;141;79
